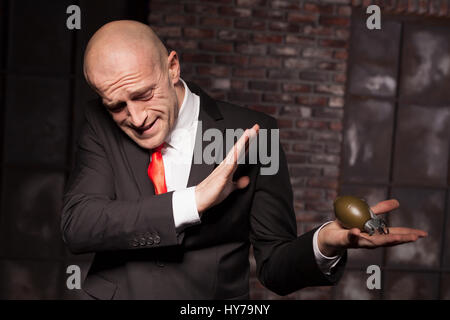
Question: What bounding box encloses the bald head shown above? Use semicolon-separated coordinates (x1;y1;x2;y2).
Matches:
82;20;184;151
84;20;168;89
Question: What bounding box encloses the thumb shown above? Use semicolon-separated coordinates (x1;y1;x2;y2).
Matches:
234;176;250;190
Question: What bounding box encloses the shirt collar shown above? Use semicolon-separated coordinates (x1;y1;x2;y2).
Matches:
164;78;198;151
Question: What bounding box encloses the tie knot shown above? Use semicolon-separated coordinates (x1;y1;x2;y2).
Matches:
154;142;165;153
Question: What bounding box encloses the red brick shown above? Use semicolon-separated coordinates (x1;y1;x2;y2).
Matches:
237;0;267;6
334;50;348;60
304;3;334;14
296;120;329;129
271;0;301;10
236;44;267;55
218;6;252;17
184;28;215;39
166;39;198;51
263;93;295;103
270;46;299;56
233;68;266;78
284;58;315;69
216;55;249;66
288;12;317;23
280;129;308;140
149;2;183;12
286;35;315;45
303;25;334;37
329;121;343;131
335;28;350;39
293;142;324;153
329;97;345;108
310;154;339;165
199;42;233;53
182;53;214;63
307;177;338;189
196;66;230;77
185;3;217;14
296;96;328;107
199;17;233;28
249;56;282;68
277;118;293;128
253;9;285;20
315;84;344;96
153;26;181;37
235;19;266;30
211;78;231;90
302;47;333;59
319;39;348;48
337;5;352;16
285;154;309;163
249;81;278;91
317;62;346;71
269;22;300;33
299;71;329;82
253;34;283;44
279;106;312;117
164;15;196;25
268;69;298;79
334;73;347;83
282;83;311;93
231;80;246;90
319;16;350;27
218;30;251;41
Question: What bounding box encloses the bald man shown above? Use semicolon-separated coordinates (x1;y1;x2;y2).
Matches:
62;20;427;300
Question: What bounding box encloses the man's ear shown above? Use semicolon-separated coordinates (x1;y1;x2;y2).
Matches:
167;50;180;84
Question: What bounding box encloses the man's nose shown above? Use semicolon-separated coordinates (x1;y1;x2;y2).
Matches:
127;102;147;128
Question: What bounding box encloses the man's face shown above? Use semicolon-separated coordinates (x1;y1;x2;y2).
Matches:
89;51;180;150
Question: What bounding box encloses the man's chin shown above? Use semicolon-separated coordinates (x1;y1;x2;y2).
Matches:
132;134;166;150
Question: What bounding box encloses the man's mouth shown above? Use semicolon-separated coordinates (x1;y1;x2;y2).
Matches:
135;118;158;136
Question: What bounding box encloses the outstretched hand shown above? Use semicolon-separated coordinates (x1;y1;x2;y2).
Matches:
318;199;428;256
195;124;260;215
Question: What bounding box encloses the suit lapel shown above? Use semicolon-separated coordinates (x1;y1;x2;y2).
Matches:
186;82;226;187
120;130;155;197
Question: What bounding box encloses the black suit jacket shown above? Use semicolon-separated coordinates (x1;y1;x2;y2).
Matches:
62;82;346;299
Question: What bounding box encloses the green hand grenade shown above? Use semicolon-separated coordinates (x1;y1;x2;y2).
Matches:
333;196;389;236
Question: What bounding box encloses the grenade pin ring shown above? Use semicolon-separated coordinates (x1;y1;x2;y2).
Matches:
364;208;389;236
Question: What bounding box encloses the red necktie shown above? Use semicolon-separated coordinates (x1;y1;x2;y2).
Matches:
147;143;167;195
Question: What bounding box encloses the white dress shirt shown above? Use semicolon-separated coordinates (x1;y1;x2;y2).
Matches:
159;78;343;276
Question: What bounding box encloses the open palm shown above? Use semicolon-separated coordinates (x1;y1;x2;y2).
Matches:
319;199;428;254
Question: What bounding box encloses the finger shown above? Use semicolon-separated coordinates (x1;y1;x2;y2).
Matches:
387;227;428;237
234;176;250;190
370;199;400;214
224;124;260;168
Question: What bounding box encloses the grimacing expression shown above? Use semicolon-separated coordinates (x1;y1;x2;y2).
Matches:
92;51;181;150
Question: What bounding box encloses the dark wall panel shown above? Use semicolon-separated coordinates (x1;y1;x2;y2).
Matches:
3;76;70;167
341;96;395;184
7;0;73;74
392;104;449;187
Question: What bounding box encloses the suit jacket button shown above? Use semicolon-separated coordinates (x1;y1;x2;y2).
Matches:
154;235;161;244
131;240;139;247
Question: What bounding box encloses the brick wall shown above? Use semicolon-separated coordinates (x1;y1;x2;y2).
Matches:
148;0;350;299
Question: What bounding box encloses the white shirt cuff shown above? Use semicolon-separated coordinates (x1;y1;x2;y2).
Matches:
172;187;201;233
313;221;344;276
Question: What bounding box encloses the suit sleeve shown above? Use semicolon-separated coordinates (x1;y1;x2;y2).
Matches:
61;109;181;254
249;116;347;296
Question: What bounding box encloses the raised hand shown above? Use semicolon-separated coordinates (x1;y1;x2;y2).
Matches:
195;124;260;215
